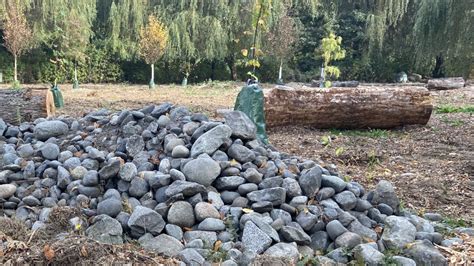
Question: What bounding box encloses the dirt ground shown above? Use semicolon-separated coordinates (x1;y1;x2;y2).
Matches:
2;81;473;220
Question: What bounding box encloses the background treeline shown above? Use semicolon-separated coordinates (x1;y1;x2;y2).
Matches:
0;0;472;84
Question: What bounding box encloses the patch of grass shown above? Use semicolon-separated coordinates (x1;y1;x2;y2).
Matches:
206;248;228;263
382;248;402;266
330;129;391;138
442;217;473;228
297;255;319;266
441;116;465;127
436;104;474;114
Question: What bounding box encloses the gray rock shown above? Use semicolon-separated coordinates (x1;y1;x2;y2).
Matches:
326;248;349;264
23;195;41;206
299;166;322;197
128;178;149;198
333;191;357;210
263;242;299;263
119;162;137;182
391;256;417;266
128;206;165;236
408;215;434;233
242;168;263;184
98;158;121;180
17;144;34;158
242;221;272;254
82;170;98;186
335;232;362;249
321;175;347;192
126;135;145;157
353;243;385;266
441;237;463;247
172;145;190;158
198;218;226;231
371;180;399;212
40;143;60;160
326;220;348;240
377;203;394;215
355;199;373;212
183;231;218;248
207;191;224;210
280;226;311;245
78;185;101;198
215;176;245;190
244;215;280;242
310;231;329;251
228;144;255;163
86;214;123;244
165;224;183;240
0;184;17;199
247;187;286;206
182;158;220;186
282;178;302;198
185;239;204;249
224;111;257;140
167;201;195;228
348;220;377;241
179;248;205;265
0;119;6;136
195;202;220;221
382;216;416;249
190;125;232;157
316;187;336;201
140;233;184;257
296;211;318;231
404;240;447;266
238;183;259;195
34;121;69;141
165;180;206;197
97;198;122;217
423;212;443;222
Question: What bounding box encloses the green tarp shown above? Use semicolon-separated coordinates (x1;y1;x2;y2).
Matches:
234;84;269;144
51;85;64;108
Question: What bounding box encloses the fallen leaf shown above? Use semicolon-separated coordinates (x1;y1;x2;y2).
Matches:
242;208;254;214
213;240;222;252
43;244;55;261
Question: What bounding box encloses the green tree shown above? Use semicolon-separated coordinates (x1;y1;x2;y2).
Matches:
318;32;345;87
139;15;168;89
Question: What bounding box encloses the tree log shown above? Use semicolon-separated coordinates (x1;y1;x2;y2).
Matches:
427;77;465;90
0;88;55;125
264;86;432;129
311;80;359;87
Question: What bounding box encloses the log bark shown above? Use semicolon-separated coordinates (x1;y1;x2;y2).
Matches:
311;80;359;87
427;77;465;90
0;88;55;125
264;86;432;129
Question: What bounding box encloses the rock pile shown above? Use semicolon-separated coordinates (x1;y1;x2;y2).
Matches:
0;104;469;265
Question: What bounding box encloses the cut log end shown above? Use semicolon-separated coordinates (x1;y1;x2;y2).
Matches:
0;88;55;125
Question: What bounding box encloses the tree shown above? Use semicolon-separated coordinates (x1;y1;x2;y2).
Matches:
139;15;168;89
318;32;346;87
266;5;298;84
2;0;33;85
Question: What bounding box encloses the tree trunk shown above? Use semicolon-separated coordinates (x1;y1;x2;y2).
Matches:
263;86;432;129
151;63;155;83
211;60;216;81
427;77;465;90
13;55;18;82
278;59;283;81
0;88;55;125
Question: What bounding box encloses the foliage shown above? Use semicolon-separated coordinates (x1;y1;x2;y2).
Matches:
1;0;33;81
435;105;474;114
297;255;319;266
319;32;346;81
139;15;168;66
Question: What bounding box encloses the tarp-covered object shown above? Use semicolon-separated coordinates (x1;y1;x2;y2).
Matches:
234;84;269;144
51;85;64;108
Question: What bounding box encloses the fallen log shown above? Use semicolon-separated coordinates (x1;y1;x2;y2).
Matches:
264;86;432;129
427;77;465;90
0;88;55;125
311;80;359;87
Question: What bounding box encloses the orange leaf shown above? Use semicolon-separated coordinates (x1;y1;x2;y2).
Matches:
213;240;222;252
43;245;55;261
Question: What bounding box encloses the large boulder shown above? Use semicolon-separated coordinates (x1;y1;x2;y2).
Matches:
190;125;232;157
86;215;123;244
34;121;69;141
128;206;165;236
224;111;257;140
382;216;416;249
182;158;221;186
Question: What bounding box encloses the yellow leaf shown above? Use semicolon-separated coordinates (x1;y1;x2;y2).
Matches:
230;159;239;166
241;49;248;57
213;240;222;252
242;208;254;214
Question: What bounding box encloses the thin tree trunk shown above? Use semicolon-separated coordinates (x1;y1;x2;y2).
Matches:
14;55;18;82
151;63;155;83
278;58;283;80
252;0;265;72
211;60;216;81
74;64;78;81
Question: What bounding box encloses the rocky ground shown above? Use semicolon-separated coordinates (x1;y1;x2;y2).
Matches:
0;93;473;265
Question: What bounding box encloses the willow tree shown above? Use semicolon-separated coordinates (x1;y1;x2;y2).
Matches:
139;15;168;89
1;0;33;85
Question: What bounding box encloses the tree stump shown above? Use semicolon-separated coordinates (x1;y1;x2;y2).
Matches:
0;88;55;125
263;86;432;129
